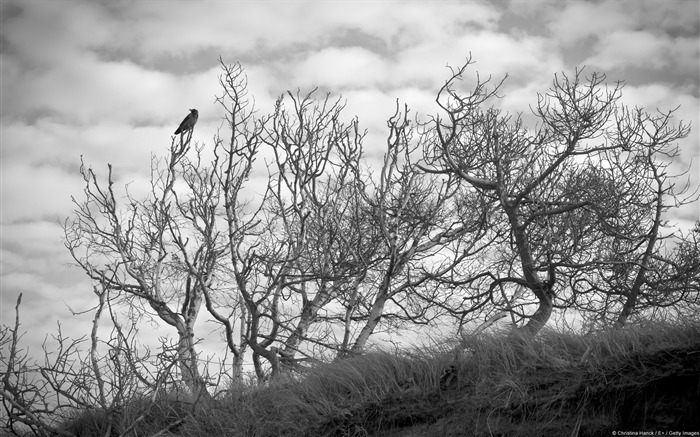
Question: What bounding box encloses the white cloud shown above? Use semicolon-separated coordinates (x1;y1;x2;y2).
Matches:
460;32;563;85
1;163;80;222
546;1;633;45
620;82;700;232
4;55;213;125
119;1;500;59
294;47;389;90
1;0;698;369
587;30;699;72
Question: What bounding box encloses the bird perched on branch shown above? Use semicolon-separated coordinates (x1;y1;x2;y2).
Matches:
174;109;198;135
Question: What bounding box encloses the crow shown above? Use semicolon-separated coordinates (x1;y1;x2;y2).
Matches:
174;109;198;135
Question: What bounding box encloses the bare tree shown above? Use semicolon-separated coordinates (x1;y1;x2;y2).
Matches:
558;104;699;328
54;57;697;402
64;118;210;396
1;285;181;436
265;90;365;357
259;97;491;359
347;102;490;353
420;57;694;335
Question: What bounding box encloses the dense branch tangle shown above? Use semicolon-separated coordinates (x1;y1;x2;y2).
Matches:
420;56;696;334
59;58;697;395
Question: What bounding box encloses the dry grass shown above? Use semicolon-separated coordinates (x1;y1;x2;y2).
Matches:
57;320;700;436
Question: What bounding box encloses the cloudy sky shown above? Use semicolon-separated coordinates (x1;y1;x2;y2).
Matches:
1;0;699;359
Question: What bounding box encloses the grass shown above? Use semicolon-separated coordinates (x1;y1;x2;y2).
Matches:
55;320;700;436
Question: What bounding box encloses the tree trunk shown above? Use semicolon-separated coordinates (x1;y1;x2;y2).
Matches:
282;290;329;359
351;289;388;354
147;291;207;397
175;323;208;398
520;289;553;336
615;165;663;328
507;209;553;337
231;354;244;381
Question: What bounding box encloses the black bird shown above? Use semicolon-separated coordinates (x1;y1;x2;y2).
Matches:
174;109;198;135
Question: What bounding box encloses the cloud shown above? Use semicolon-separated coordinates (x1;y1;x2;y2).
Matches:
545;1;634;45
544;0;698;44
1;1;120;63
1;218;89;354
294;47;389;91
2;55;214;125
620;82;700;231
1;162;80;223
586;30;699;74
0;0;698;370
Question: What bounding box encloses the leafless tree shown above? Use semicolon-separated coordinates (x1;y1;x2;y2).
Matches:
420;56;695;334
258;97;492;360
346;102;492;353
1;285;184;436
563;104;699;327
262;89;368;363
63;109;210;396
48;57;700;405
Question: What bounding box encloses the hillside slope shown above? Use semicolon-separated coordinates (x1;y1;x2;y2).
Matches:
218;324;700;437
365;343;700;436
56;323;700;437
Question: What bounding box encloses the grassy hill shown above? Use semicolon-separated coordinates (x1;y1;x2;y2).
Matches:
58;321;700;436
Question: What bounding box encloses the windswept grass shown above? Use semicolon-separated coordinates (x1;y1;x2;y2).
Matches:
57;320;700;436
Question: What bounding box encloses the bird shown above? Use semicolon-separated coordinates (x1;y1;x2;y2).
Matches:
174;109;198;135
